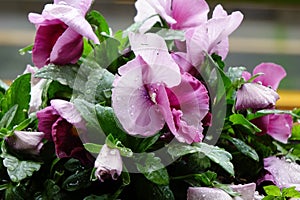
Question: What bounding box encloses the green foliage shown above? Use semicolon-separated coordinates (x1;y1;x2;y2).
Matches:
263;185;300;200
136;153;169;186
1;144;41;183
168;143;234;176
1;73;31;128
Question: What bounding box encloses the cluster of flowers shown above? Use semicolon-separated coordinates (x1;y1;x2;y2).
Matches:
0;0;300;199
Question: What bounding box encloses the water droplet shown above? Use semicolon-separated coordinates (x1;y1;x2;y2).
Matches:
110;149;117;155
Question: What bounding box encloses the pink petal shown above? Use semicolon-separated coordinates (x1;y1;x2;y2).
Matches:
253;63;287;90
94;144;122;182
166;72;209;143
171;0;209;30
169;72;209;126
129;33;181;87
185;27;209;67
52;117;94;165
50;27;83;65
266;114;292;144
172;109;203;144
36;106;59;140
134;0;161;32
42;4;99;44
235;83;279;110
54;0;93;15
146;0;176;25
187;187;232;200
263;157;300;191
32;23;66;68
50;99;86;131
6;131;45;155
242;71;252;81
112;56;165;137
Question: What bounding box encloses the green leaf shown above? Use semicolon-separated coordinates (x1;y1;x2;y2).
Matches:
0;104;18;129
263;185;281;196
230;114;261;133
0;79;9;92
136;153;169;185
86;10;110;42
18;44;33;55
62;168;92;191
155;29;185;41
84;143;102;154
226;67;246;83
114;30;129;51
73;99;103;134
226;137;259;161
41;80;72;107
135;175;175;200
200;54;230;105
95;104;128;142
1;146;41;182
34;64;79;87
168;143;234;175
105;134;133;157
183;171;217;187
282;186;300;198
291;124;300;141
84;195;111;200
1;73;30;128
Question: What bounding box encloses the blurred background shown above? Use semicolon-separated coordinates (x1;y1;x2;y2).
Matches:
0;0;299;107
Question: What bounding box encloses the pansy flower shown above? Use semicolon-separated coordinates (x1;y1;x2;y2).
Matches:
259;156;300;191
37;99;94;165
94;144;122;182
28;0;100;68
5;131;45;156
134;0;209;32
236;63;292;143
112;33;209;144
185;5;243;67
235;63;286;111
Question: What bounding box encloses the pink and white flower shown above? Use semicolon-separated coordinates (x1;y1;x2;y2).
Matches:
112;33;209;144
28;0;100;68
94;144;123;182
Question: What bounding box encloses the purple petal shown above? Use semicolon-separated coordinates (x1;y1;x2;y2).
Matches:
171;109;203;143
252;114;292;143
134;0;161;33
171;0;209;30
266;114;292;144
253;63;287;90
50;99;86;131
52;117;94;165
187;187;232;200
262;157;300;191
159;72;209;144
129;33;181;87
94;144;122;182
6;131;45;155
169;72;209;123
185;27;209;67
37;106;60;140
146;0;176;25
230;183;256;200
54;0;92;15
42;4;99;44
32;23;67;68
242;71;252;81
235;83;279;110
112;56;165;137
50;27;83;65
